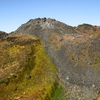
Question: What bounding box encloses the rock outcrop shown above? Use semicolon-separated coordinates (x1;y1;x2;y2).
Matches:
0;31;8;40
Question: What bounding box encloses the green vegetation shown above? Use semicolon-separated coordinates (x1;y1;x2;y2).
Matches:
0;34;65;100
52;83;65;100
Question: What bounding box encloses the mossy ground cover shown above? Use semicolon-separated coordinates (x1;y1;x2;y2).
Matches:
0;34;65;100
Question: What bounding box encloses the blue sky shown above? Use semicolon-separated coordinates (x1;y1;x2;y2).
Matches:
0;0;100;32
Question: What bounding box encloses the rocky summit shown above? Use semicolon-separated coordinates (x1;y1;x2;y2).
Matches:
0;18;100;100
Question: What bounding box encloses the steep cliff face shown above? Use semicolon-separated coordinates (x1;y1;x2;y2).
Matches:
14;18;100;99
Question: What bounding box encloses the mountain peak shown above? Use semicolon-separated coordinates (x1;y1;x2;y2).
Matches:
15;18;77;36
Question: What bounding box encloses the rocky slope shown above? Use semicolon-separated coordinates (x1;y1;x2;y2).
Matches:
14;18;100;100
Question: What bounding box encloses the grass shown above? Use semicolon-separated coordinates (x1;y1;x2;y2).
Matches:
52;83;65;100
0;34;65;100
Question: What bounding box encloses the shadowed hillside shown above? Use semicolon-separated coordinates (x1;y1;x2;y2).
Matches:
0;31;8;40
14;18;100;100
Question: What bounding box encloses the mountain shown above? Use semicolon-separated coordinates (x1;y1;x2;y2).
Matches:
14;18;100;99
0;18;100;99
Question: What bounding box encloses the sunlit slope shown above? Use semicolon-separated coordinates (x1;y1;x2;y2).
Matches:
0;34;65;100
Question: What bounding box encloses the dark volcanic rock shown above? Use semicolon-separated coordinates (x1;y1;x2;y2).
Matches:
14;18;100;99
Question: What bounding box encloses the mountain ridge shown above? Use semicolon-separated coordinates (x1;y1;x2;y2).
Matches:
0;18;100;99
14;18;100;99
